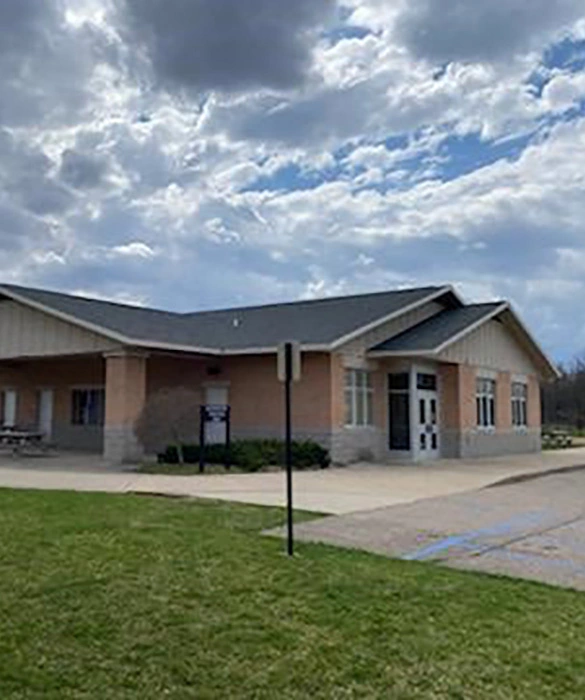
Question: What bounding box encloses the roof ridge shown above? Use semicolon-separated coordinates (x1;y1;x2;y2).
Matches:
1;283;451;319
182;285;445;317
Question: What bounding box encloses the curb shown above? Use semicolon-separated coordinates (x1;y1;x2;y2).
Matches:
484;463;585;489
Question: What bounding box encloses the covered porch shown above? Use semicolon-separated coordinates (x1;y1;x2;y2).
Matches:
0;350;215;463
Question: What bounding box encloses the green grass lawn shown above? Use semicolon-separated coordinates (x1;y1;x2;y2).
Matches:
1;492;585;699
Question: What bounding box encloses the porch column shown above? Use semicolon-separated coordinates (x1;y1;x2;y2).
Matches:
103;351;148;463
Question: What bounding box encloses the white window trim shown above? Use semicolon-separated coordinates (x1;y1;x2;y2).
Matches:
511;380;529;431
476;376;497;432
344;369;374;428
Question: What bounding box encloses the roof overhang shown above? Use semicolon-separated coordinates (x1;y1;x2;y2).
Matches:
0;283;463;359
368;302;560;381
1;284;556;377
329;285;464;350
0;285;222;358
0;285;334;357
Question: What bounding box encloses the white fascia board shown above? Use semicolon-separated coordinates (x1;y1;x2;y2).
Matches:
221;343;329;355
367;349;436;359
366;303;508;360
329;286;460;351
128;339;221;356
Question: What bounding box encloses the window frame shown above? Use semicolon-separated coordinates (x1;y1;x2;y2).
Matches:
476;377;496;430
344;369;374;428
71;388;105;427
511;381;528;429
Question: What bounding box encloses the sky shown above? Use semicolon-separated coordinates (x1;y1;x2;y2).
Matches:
1;0;585;362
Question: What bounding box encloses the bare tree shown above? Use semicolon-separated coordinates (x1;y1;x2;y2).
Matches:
542;353;585;430
135;388;201;463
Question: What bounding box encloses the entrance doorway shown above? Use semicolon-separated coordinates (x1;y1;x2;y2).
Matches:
415;372;439;461
387;368;440;461
417;391;439;460
37;389;54;439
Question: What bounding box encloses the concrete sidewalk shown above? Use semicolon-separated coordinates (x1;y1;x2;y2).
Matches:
0;447;584;514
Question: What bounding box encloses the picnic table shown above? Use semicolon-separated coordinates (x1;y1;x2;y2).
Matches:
0;428;47;455
542;429;573;450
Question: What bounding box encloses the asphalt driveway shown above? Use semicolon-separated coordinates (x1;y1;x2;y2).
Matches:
289;468;585;590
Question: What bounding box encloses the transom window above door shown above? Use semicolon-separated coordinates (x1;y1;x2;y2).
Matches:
344;369;373;427
388;372;409;391
417;373;437;391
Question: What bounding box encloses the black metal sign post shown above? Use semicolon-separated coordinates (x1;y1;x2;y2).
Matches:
284;342;294;556
225;407;231;470
199;404;231;473
278;341;300;556
199;406;206;474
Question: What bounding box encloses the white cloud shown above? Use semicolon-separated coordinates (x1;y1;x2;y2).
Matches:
111;242;157;258
71;288;148;306
0;0;584;363
541;70;585;112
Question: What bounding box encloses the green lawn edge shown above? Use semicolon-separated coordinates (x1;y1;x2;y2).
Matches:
1;488;584;699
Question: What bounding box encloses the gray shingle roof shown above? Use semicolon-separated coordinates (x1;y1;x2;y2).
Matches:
370;303;505;354
0;283;451;352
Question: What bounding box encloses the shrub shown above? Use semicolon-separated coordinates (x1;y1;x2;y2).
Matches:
159;438;330;471
135;388;201;464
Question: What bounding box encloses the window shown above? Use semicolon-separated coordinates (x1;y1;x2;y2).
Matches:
72;389;105;426
344;370;373;426
476;377;496;428
417;373;437;391
389;373;409;391
512;382;528;427
2;390;17;428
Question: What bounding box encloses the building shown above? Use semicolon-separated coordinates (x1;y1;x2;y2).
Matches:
0;283;558;464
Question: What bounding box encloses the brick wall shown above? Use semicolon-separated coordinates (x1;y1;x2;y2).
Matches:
438;364;460;431
146;351;334;442
496;371;512;429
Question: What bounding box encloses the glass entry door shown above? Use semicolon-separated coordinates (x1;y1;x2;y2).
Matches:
388;373;411;452
417;390;439;460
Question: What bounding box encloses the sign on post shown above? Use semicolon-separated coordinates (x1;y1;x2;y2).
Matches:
277;341;302;556
199;404;231;473
278;341;301;383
